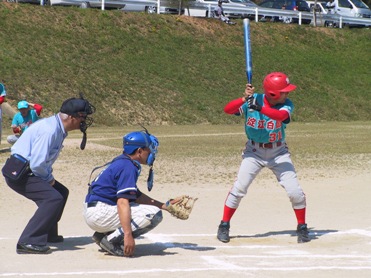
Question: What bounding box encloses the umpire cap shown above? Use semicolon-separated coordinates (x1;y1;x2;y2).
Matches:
60;97;95;117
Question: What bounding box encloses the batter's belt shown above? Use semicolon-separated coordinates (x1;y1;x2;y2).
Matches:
251;140;283;149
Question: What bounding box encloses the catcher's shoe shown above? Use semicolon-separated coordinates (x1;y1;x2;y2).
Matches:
296;224;311;243
92;232;107;252
92;232;105;245
100;236;124;257
217;221;230;243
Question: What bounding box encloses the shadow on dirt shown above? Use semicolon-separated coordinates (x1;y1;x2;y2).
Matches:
133;242;215;257
233;228;338;241
49;236;93;251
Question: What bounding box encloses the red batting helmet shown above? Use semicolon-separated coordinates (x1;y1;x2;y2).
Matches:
263;72;297;100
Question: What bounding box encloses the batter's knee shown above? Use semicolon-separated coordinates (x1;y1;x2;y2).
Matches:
225;185;247;208
289;191;306;209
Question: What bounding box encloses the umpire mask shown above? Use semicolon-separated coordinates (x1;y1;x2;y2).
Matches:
60;94;96;150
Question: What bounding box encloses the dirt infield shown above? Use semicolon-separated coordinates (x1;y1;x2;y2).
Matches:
0;124;370;277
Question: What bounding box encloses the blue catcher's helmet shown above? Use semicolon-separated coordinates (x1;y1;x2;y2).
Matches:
123;131;159;166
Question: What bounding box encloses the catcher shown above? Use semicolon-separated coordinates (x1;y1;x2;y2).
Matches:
83;129;197;257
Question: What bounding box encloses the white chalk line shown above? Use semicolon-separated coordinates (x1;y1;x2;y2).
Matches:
2;266;371;277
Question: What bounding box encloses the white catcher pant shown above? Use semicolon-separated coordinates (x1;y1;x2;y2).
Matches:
83;201;163;237
226;141;306;210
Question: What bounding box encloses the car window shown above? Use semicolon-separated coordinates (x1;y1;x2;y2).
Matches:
297;0;309;9
286;0;294;7
351;0;369;8
273;2;284;8
260;0;288;9
338;0;352;8
230;0;257;4
260;1;275;8
275;0;286;8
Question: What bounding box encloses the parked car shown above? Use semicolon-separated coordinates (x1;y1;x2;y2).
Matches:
121;0;183;14
48;0;126;9
258;0;312;23
6;0;40;4
306;0;328;14
307;0;371;27
185;0;258;19
333;0;371;18
228;0;260;19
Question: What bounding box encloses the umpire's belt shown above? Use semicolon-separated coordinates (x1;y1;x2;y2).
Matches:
251;141;283;149
87;201;99;208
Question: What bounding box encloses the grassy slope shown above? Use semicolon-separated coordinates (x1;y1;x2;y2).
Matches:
0;3;370;126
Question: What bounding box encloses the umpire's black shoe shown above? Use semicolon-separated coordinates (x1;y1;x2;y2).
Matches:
217;221;230;243
100;236;124;257
296;224;311;243
47;235;64;243
16;243;51;254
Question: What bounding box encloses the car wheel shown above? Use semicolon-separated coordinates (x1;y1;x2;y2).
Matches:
281;16;293;24
145;6;157;14
325;21;335;28
80;2;90;9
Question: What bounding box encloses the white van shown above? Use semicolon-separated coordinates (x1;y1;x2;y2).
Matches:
333;0;371;18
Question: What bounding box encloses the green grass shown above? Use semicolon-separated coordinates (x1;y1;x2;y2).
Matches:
1;122;368;184
0;3;370;127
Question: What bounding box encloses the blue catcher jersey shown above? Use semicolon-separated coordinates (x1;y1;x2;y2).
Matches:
86;154;141;205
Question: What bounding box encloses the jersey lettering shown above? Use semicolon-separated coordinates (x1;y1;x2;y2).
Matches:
247;117;281;130
246;118;256;127
257;120;265;129
268;131;283;142
266;120;275;130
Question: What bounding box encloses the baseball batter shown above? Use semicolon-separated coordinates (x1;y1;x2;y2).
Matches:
217;72;310;244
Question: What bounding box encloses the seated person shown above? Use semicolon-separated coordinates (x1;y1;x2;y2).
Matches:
214;0;235;25
7;100;43;145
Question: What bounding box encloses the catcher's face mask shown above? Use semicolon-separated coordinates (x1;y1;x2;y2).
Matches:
146;134;158;192
146;134;158;166
60;94;96;150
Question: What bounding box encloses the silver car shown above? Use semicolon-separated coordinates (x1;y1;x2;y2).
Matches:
121;0;183;14
186;0;257;19
48;0;126;9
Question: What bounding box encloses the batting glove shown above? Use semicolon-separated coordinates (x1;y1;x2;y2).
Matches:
248;97;262;111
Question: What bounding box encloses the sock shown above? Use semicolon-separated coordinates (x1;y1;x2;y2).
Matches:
222;205;236;223
294;208;306;225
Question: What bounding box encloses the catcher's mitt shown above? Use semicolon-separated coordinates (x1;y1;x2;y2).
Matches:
166;195;198;220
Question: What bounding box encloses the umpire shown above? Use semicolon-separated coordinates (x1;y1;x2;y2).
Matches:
2;95;95;254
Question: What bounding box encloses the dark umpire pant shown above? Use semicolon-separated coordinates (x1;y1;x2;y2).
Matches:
5;175;69;246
